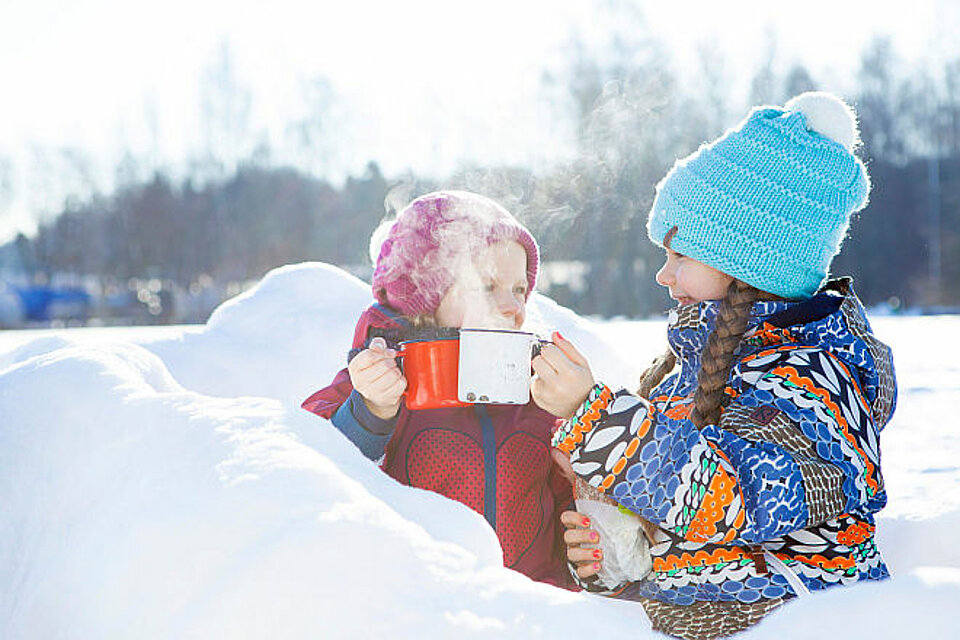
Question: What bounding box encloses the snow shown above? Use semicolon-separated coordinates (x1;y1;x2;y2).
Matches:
1;262;957;638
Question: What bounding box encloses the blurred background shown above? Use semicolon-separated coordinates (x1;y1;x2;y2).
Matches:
1;0;958;328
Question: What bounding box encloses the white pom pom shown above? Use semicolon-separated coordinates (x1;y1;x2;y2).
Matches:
784;91;859;151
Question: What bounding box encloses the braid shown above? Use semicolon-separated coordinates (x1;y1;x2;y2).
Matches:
690;280;763;429
637;348;677;399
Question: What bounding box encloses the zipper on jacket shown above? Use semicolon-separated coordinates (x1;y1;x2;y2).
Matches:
751;545;768;574
476;405;497;531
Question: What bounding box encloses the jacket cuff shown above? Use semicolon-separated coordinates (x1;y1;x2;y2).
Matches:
347;390;398;436
329;391;396;461
551;383;615;453
553;384;655;494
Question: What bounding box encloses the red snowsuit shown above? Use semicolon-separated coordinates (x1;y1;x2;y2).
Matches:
302;304;574;588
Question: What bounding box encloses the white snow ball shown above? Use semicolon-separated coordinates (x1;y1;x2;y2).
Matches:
785;91;860;151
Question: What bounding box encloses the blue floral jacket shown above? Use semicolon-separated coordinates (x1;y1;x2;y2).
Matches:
554;280;897;606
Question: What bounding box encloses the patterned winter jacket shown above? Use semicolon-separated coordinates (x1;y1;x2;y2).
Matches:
555;280;897;614
302;303;574;589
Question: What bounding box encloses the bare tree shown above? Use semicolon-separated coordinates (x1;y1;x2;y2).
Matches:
748;31;779;106
783;64;817;99
285;76;338;178
941;58;960;155
198;41;253;180
694;40;731;138
0;154;13;215
857;37;907;163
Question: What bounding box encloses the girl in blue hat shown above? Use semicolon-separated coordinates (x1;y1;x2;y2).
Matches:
532;92;897;639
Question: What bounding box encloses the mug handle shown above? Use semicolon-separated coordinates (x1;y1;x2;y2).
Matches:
531;339;552;359
530;339;553;375
393;349;408;403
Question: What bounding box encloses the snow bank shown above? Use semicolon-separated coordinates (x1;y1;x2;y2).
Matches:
1;262;957;638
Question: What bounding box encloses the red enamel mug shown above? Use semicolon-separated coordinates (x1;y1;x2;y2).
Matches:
396;329;470;410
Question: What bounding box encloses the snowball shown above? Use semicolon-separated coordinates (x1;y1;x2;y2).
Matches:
785;91;859;151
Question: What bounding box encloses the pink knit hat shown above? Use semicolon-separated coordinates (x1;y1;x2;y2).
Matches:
371;191;539;318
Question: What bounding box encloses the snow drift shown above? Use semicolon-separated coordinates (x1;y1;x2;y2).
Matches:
1;262;957;638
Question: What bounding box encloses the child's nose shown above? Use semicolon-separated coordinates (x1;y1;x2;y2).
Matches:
656;262;674;287
496;291;522;316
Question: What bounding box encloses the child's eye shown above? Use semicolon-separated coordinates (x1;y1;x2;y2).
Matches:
666;249;686;263
514;285;527;296
483;282;496;293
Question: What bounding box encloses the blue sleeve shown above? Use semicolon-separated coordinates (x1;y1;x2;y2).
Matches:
330;390;397;460
557;345;885;547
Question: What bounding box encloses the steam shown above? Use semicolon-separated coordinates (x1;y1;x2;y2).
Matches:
373;190;531;330
426;199;516;330
369;182;417;265
445;241;519;331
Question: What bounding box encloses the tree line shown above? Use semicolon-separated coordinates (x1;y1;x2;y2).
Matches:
3;29;959;318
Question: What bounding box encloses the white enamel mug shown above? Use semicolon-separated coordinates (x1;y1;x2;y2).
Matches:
457;328;542;405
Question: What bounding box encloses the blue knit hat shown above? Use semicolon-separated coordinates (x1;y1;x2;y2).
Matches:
647;92;871;299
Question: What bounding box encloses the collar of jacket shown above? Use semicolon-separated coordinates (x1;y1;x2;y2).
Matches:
664;282;849;378
655;277;896;428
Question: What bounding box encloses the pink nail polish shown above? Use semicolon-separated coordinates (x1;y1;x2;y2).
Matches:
593;562;601;571
590;532;599;542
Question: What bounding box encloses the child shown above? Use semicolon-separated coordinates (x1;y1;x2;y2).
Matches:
532;92;897;639
302;190;574;588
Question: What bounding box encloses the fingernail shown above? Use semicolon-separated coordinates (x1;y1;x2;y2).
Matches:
582;517;591;527
590;532;599;542
554;331;565;341
592;549;602;559
593;562;601;571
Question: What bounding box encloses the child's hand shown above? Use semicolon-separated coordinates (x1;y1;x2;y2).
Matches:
531;331;595;419
347;337;406;420
560;510;604;579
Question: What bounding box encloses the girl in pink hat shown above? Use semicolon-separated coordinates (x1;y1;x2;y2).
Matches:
302;190;574;588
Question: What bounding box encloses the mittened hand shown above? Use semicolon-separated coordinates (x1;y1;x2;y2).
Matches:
347;337;407;419
531;331;595;419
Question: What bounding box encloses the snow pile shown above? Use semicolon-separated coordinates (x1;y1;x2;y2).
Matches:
1;262;957;638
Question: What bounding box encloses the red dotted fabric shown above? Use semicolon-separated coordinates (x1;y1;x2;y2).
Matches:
496;432;550;567
381;404;574;589
407;429;484;514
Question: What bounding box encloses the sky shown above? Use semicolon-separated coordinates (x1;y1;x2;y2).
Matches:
1;0;957;241
1;261;957;637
